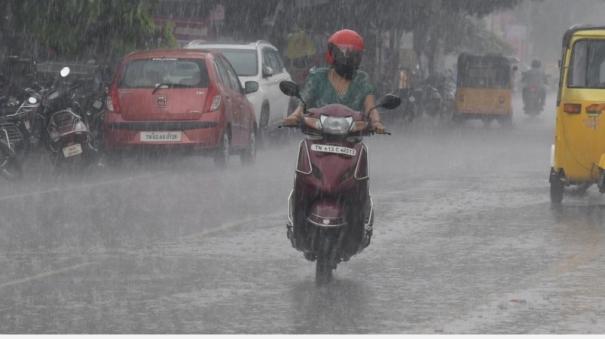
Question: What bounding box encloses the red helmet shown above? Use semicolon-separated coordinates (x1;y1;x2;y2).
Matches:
325;29;364;67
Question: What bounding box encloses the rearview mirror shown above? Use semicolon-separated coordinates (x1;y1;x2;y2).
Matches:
377;94;401;110
244;81;259;94
279;81;300;98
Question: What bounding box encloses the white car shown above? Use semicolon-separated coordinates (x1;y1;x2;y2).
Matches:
185;40;292;140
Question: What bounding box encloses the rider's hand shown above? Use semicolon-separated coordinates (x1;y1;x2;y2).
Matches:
372;121;386;134
282;115;300;127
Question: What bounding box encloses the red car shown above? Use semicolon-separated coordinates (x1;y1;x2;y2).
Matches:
103;49;258;166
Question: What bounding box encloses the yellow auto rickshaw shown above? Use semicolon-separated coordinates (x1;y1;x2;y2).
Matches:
453;53;515;126
550;25;605;203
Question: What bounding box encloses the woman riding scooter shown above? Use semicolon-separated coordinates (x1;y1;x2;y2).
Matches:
282;29;386;134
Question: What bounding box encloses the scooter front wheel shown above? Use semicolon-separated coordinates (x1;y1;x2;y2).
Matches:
315;230;335;285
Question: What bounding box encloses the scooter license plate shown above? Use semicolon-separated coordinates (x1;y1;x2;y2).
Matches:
311;144;356;156
62;143;83;158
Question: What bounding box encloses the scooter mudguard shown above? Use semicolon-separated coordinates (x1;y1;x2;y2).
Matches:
307;199;346;227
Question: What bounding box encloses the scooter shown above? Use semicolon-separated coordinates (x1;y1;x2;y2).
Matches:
40;66;97;169
0;87;41;179
523;85;544;115
279;80;400;285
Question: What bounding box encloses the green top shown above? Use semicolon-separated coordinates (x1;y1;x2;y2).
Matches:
299;67;376;111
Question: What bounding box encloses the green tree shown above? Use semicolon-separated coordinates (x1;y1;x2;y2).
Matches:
9;0;176;60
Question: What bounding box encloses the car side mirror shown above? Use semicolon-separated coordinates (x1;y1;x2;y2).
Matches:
262;65;274;78
244;81;259;94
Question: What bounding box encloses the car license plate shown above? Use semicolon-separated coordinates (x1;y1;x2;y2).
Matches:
140;131;182;142
310;144;356;156
62;143;83;158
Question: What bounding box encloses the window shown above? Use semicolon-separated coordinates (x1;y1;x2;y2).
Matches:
120;58;209;89
569;39;605;88
214;59;231;89
262;48;284;73
269;49;285;73
221;57;243;93
216;57;241;92
218;49;258;76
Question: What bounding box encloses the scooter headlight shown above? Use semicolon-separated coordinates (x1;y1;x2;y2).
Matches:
28;97;38;104
319;115;353;135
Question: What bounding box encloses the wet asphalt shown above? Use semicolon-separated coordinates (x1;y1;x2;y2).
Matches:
1;93;605;333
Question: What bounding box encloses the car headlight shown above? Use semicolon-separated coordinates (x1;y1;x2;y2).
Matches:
319;115;353;135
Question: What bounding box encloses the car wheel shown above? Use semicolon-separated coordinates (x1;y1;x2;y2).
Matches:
214;130;230;168
258;103;270;148
240;125;256;166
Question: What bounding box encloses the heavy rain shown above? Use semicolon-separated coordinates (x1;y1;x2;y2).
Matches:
1;0;605;334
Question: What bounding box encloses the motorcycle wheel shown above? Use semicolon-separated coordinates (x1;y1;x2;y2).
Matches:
315;229;335;286
0;142;22;180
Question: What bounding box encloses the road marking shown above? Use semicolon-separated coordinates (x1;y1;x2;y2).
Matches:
0;262;94;290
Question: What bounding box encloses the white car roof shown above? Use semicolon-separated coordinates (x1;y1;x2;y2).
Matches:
185;40;276;51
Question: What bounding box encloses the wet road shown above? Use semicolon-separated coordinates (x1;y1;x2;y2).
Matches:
1;94;605;333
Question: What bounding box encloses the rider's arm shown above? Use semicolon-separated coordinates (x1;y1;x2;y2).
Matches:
283;72;318;125
364;95;381;123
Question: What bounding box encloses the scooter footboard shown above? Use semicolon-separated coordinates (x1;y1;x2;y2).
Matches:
307;199;346;227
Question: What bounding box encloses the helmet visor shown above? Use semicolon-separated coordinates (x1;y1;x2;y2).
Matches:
331;45;362;68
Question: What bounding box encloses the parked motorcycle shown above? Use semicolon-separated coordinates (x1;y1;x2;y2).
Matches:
40;66;97;169
279;80;400;285
0;86;42;179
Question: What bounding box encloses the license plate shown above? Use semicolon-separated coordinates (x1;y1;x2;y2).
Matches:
140;131;182;142
62;143;83;158
310;144;356;156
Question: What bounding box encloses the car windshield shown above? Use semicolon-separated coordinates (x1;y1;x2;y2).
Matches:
119;58;209;88
217;49;258;77
569;39;605;89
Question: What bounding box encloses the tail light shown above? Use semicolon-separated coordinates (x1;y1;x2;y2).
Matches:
205;86;222;113
106;86;121;113
563;103;582;114
209;95;222;112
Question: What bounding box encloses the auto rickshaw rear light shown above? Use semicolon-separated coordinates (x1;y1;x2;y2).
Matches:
563;103;581;114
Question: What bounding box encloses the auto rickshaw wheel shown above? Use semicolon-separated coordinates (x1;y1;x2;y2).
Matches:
498;115;513;128
550;169;564;204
